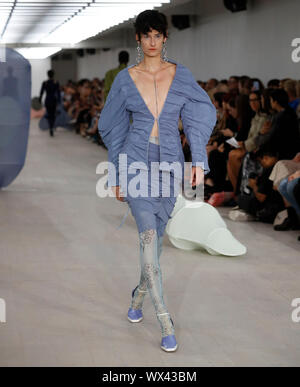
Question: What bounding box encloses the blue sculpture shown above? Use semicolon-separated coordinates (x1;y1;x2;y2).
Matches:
0;48;31;188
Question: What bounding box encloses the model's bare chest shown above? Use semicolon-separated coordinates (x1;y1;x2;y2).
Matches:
127;64;177;120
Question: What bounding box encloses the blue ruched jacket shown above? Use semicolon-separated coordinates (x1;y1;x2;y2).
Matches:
98;58;217;187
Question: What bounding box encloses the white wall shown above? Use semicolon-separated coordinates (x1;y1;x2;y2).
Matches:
76;0;300;85
77;47;136;80
29;58;51;98
170;0;300;83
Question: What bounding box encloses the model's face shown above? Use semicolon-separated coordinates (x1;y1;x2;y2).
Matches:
137;28;166;58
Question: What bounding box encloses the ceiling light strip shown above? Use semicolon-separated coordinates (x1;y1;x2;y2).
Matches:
0;0;16;39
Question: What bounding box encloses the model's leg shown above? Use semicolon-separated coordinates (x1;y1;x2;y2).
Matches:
130;233;164;310
130;241;147;310
45;101;56;136
132;168;176;312
139;227;174;337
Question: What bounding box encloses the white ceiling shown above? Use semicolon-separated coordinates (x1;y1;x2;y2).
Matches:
0;0;171;57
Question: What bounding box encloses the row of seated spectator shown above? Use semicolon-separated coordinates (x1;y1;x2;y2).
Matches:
200;76;300;240
59;73;300;239
61;77;105;144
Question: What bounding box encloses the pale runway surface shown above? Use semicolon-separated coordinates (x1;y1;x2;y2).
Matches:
0;119;299;366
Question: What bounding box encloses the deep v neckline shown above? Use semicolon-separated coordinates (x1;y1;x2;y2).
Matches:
126;59;178;121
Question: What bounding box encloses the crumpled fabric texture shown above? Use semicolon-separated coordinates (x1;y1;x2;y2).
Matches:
98;57;217;187
120;141;181;236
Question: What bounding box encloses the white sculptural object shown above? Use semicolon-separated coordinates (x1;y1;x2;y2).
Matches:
165;194;247;256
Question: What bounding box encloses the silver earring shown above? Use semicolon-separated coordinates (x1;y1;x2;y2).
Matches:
161;41;168;62
136;41;143;64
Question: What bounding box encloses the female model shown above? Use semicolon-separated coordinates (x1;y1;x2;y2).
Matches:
98;10;216;352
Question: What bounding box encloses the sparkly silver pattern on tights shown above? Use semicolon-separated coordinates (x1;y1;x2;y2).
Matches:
132;228;175;337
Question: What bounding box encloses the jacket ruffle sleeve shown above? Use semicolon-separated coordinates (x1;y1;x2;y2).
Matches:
98;71;130;187
180;68;217;174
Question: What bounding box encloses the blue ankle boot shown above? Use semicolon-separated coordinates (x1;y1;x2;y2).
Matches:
160;317;178;352
127;285;145;323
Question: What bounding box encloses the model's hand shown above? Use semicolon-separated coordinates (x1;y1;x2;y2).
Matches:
190;166;204;186
111;186;125;202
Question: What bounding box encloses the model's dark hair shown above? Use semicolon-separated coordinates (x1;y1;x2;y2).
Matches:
119;51;129;64
47;70;54;79
134;10;168;41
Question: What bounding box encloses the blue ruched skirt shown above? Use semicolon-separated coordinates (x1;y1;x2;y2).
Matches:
120;140;182;237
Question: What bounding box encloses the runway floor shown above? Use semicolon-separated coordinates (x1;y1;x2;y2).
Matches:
0;119;299;366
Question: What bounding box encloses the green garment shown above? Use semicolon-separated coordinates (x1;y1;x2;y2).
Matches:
103;63;127;103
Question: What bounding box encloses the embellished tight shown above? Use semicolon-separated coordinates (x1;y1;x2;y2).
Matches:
131;228;174;337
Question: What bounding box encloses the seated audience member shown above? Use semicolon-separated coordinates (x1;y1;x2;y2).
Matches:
270;152;300;231
216;79;229;93
85;106;102;143
293;180;300;240
227;90;268;193
235;93;255;142
228;76;239;96
238;148;285;223
279;78;291;89
267;79;280;89
218;94;253;143
238;76;253;96
274;169;300;231
205;94;239;193
237;89;274;198
210;92;227;140
206;78;219;99
257;89;300;160
295;80;300;119
283;79;300;112
197;80;206;89
269;152;300;189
